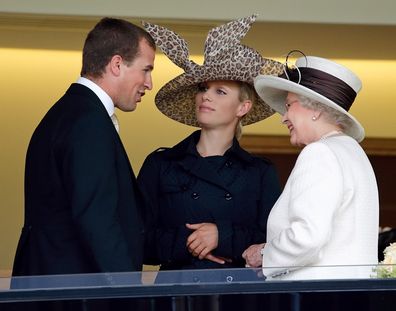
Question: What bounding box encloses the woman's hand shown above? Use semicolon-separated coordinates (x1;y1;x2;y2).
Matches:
186;223;218;259
242;243;265;268
204;253;232;264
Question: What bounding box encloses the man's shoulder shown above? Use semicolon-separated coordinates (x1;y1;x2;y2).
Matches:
61;84;101;104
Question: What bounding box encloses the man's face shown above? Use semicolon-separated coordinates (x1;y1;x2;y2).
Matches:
114;39;155;112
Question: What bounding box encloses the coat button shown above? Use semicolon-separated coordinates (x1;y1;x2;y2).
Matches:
191;192;200;200
225;193;232;200
225;161;233;167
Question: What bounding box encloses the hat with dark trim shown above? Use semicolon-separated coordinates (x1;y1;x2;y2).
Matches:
254;55;365;142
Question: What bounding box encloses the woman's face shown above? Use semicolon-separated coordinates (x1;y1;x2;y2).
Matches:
281;92;317;147
195;80;251;130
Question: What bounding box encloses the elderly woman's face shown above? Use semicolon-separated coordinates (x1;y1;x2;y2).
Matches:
281;93;317;147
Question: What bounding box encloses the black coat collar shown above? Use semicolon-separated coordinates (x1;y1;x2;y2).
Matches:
164;130;253;163
162;130;254;190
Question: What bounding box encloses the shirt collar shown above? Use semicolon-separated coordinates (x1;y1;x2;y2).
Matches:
76;77;115;117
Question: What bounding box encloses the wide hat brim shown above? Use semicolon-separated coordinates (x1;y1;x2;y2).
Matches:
254;75;365;142
155;58;284;127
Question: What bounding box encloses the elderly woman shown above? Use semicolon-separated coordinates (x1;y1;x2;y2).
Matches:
243;54;379;280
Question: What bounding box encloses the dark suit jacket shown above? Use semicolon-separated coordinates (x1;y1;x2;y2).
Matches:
138;130;281;270
12;83;144;277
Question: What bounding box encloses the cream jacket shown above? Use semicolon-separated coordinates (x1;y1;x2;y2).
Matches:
262;135;379;280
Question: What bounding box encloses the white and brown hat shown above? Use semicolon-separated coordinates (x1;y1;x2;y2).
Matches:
254;54;365;142
142;15;283;127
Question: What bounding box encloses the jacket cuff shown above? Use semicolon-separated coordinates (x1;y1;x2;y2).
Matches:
171;225;192;261
214;220;233;258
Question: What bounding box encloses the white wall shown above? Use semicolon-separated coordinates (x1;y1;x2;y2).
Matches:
0;0;396;25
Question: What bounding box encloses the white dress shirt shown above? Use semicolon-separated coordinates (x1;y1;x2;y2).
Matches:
76;77;115;118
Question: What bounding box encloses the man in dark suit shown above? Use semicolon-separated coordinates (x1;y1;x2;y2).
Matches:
11;17;156;279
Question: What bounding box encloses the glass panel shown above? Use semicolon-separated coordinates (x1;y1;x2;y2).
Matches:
1;265;396;303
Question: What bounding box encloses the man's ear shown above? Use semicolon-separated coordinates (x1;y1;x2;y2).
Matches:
108;55;123;76
237;100;252;118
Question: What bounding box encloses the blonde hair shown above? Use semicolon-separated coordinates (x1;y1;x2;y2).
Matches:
235;82;257;139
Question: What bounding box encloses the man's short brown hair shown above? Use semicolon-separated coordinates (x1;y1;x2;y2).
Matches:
81;17;155;78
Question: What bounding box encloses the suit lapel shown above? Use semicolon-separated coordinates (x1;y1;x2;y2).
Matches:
69;83;137;180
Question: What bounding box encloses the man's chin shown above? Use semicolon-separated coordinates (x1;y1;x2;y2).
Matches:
117;103;137;112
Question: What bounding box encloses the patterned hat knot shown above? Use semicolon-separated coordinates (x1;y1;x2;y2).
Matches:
142;15;284;127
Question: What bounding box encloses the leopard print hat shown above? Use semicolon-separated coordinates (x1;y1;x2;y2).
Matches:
142;15;283;127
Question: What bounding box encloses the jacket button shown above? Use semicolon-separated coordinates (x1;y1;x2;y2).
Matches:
225;161;233;167
191;192;200;200
225;193;232;200
181;185;188;191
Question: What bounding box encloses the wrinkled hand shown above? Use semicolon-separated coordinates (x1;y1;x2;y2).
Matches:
242;243;265;268
186;223;218;259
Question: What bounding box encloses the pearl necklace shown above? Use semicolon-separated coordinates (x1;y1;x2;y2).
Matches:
320;130;343;140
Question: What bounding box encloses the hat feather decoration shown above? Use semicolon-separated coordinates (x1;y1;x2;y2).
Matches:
142;21;198;72
142;15;283;127
204;15;257;61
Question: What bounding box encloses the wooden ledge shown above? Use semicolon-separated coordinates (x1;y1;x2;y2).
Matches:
240;135;396;156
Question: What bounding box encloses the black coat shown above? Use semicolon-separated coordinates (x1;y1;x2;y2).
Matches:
12;84;145;277
138;130;281;270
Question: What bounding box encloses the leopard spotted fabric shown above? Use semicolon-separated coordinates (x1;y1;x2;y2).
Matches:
143;15;284;126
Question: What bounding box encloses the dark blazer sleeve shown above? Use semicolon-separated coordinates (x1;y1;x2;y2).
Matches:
215;160;281;263
137;151;191;265
61;112;134;272
255;162;282;241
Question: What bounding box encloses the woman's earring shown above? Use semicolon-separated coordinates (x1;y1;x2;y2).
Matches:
312;116;317;121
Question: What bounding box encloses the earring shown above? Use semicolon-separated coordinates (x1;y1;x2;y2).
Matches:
312;116;317;121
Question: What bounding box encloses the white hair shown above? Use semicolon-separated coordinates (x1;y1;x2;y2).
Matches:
297;94;353;131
